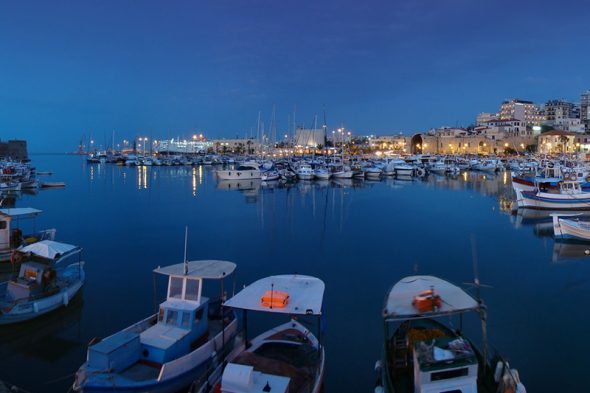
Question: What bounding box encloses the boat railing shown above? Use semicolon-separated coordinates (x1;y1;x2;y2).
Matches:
187;331;244;392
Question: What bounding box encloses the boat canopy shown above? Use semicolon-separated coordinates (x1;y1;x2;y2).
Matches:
383;275;479;321
19;240;80;260
154;260;236;279
0;207;42;218
224;274;324;316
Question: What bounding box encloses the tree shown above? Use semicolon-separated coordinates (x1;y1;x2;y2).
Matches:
504;147;517;155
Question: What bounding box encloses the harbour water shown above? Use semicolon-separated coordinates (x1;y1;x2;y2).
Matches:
1;154;589;392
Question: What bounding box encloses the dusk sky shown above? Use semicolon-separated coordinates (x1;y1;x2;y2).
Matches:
2;0;590;152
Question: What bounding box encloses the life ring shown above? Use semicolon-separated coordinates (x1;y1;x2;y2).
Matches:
9;251;23;266
547;162;554;168
412;289;442;312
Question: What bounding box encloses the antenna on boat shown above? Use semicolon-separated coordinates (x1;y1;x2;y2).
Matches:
183;226;188;276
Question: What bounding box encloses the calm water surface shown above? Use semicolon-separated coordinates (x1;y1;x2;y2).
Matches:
1;154;589;392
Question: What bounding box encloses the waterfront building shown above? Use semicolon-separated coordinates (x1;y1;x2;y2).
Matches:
154;138;211;154
476;112;498;126
0;140;28;161
552;117;585;133
368;135;409;153
499;99;543;126
581;91;590;130
537;130;577;154
481;118;530;137
210;138;258;154
294;127;326;148
545;100;575;122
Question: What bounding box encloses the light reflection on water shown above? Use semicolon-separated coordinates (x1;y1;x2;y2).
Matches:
2;155;590;392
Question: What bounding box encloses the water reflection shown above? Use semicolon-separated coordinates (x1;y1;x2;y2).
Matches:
553;241;590;263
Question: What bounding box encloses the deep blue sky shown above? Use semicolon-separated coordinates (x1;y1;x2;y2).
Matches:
2;0;590;152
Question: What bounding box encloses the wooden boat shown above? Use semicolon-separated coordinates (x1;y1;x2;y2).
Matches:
220;274;325;393
0;240;84;324
375;275;525;393
518;180;590;210
41;182;66;188
73;260;241;393
552;214;590;240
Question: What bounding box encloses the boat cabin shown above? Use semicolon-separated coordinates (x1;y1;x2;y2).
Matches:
6;240;80;302
559;180;583;194
141;274;209;364
0;208;46;251
6;261;57;302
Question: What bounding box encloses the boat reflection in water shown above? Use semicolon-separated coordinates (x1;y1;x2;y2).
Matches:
553;241;590;263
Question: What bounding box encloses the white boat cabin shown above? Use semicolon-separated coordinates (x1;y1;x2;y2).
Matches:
559;180;583;194
0;208;46;251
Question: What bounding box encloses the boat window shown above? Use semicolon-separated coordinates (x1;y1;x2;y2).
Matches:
185;278;201;301
158;307;165;322
431;367;468;381
195;308;204;323
0;222;6;229
166;310;178;326
169;277;183;299
181;312;191;328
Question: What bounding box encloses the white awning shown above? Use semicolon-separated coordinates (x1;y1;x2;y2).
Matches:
154;260;236;279
384;275;479;321
224;275;325;316
0;207;42;218
19;240;80;260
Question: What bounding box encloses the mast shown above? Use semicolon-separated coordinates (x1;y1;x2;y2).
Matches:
271;103;277;147
183;226;188;276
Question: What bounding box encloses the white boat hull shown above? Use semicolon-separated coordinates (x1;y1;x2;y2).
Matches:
217;170;261;180
518;191;590;210
553;216;590;240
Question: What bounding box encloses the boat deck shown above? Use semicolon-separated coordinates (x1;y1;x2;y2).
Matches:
120;361;161;382
234;329;320;393
386;319;500;393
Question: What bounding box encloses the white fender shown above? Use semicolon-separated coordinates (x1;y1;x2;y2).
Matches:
33;302;39;313
63;291;69;306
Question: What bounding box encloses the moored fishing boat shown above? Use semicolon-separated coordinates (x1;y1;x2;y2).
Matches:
0;240;84;324
73;259;240;393
375;275;525;393
220;274;325;393
517;180;590;210
552;213;590;240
